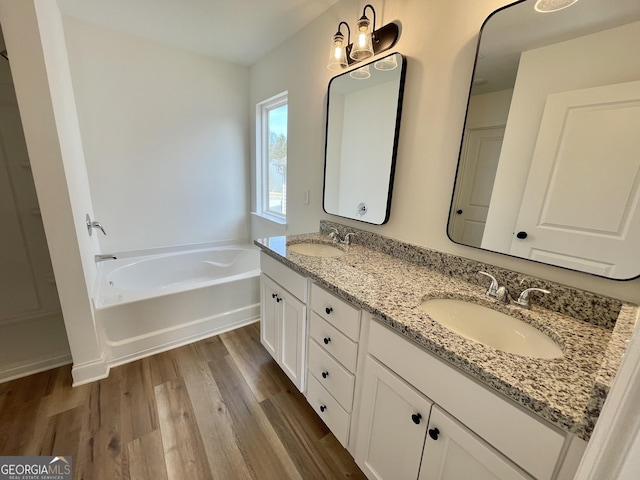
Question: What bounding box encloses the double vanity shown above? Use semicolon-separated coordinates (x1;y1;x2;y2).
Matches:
255;221;638;480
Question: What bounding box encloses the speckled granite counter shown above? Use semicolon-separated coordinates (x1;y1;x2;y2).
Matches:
255;226;639;441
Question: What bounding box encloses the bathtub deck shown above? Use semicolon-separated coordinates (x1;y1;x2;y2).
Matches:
0;323;366;480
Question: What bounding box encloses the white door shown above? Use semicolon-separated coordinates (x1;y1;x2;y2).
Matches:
419;406;532;480
510;80;640;278
279;289;306;391
354;356;432;480
450;126;505;247
259;274;279;360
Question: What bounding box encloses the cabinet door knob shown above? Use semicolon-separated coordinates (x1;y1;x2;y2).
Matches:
276;297;282;303
325;307;333;315
320;405;327;412
323;337;331;345
411;413;422;425
321;371;329;379
428;428;440;440
516;231;528;239
272;293;277;298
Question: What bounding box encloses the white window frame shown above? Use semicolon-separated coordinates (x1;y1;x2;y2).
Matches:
256;91;288;224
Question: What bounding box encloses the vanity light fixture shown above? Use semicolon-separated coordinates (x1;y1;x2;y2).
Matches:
534;0;579;13
350;65;371;80
326;3;399;71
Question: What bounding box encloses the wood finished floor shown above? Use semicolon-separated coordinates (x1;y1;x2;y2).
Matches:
0;323;367;480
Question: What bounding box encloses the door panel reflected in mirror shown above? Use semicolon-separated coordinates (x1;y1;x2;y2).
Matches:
323;53;406;225
449;0;640;280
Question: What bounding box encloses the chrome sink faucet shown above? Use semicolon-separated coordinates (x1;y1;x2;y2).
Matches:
515;288;550;309
329;227;355;245
479;271;550;308
478;271;510;303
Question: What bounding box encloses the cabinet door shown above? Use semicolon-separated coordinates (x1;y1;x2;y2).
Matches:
355;356;432;480
279;290;306;391
259;274;279;359
419;407;532;480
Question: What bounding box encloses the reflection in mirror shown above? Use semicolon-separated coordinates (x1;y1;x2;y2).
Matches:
323;52;406;225
449;0;640;280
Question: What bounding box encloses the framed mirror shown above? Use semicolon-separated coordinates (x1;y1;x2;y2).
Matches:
323;52;406;225
448;0;640;280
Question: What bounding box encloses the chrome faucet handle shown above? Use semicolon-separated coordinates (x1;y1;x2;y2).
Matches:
328;227;340;243
343;232;355;245
478;271;499;297
86;214;107;236
515;288;550;309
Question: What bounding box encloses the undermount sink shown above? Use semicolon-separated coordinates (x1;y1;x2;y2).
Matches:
419;298;563;359
287;242;345;258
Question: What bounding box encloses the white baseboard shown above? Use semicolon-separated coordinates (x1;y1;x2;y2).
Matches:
0;352;72;384
71;355;110;386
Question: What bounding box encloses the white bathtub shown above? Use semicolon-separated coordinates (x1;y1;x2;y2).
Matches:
93;245;260;365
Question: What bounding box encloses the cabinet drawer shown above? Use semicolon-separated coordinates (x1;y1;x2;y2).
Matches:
309;312;358;372
308;339;356;411
306;373;350;447
260;252;307;302
310;283;360;340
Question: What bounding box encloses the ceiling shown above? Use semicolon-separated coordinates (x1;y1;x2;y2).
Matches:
57;0;339;66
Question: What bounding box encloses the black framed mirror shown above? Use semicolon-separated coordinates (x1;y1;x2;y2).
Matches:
323;52;406;225
448;0;640;280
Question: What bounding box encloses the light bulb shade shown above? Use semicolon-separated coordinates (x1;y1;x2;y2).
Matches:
349;17;374;61
349;65;370;80
327;32;348;70
374;55;398;71
534;0;579;12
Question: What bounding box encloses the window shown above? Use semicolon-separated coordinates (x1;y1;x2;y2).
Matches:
256;92;288;222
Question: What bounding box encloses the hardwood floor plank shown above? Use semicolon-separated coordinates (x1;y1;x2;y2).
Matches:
208;354;303;480
220;322;288;402
0;324;366;480
76;369;123;480
27;405;83;458
126;430;169;480
155;378;214;480
174;343;253;480
120;359;158;441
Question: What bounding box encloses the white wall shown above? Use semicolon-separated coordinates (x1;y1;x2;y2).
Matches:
0;0;106;385
250;0;640;304
63;17;251;254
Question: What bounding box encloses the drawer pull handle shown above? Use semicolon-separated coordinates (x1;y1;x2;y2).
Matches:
428;428;440;440
411;413;422;425
321;371;329;379
320;405;327;412
325;307;333;315
323;337;331;345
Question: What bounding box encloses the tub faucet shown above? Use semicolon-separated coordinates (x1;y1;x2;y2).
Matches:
95;254;117;263
478;271;510;303
329;228;355;245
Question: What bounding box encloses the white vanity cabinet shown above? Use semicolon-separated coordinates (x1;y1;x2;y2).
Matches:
260;253;308;391
305;283;361;447
355;320;571;480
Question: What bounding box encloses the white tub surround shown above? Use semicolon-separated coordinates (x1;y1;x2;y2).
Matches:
94;245;260;366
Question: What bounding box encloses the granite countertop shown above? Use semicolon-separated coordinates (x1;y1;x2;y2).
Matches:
255;232;639;441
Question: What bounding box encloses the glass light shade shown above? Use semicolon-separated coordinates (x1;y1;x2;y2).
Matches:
327;32;348;70
374;55;398;71
534;0;579;13
349;65;370;80
349;17;374;61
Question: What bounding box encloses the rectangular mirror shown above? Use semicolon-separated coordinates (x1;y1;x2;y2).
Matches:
323;52;406;225
449;0;640;280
